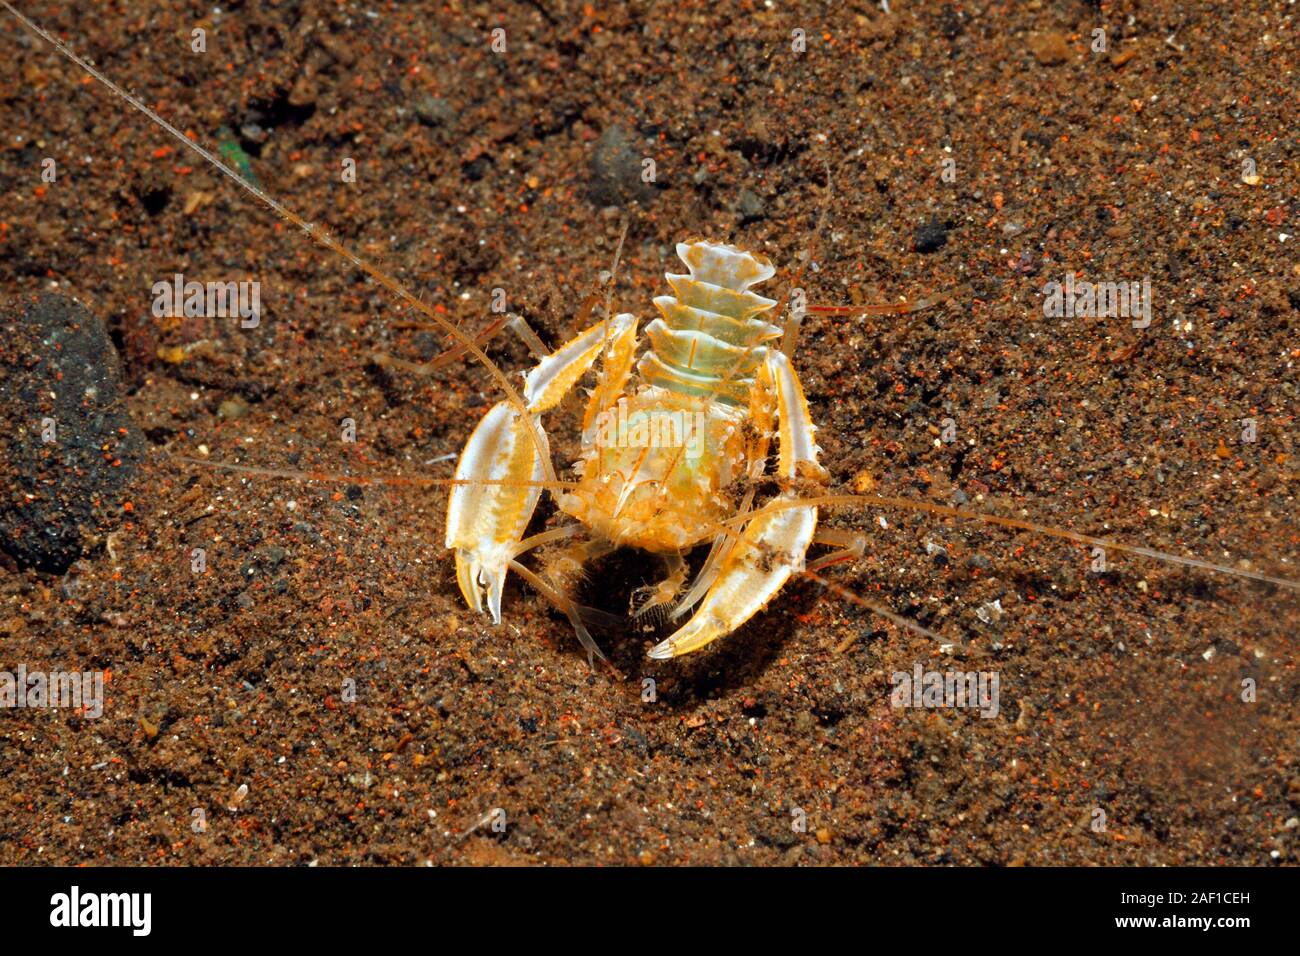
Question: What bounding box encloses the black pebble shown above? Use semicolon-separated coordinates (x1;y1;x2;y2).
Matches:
914;219;950;253
589;126;656;207
0;293;143;573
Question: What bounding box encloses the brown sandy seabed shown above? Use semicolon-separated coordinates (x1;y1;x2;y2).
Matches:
0;0;1296;866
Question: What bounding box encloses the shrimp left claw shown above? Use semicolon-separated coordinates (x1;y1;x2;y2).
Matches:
446;315;638;626
446;401;549;623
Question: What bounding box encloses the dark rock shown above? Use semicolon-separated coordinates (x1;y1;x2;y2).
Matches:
413;94;454;128
589;126;655;207
132;172;171;216
938;5;966;39
621;724;649;753
462;156;491;181
0;293;143;573
735;188;766;224
291;521;323;543
914;219;950;253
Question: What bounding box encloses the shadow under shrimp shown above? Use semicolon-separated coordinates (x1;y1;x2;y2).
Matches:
650;582;817;711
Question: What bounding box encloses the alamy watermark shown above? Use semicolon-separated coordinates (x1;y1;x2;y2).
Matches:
49;886;150;936
0;665;104;718
1042;273;1152;328
151;273;261;327
890;662;1000;718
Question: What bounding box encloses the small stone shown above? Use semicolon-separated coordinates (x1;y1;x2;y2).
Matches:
976;599;1003;624
182;191;214;215
1111;48;1137;70
914;219;949;253
316;33;356;67
852;470;877;494
589;126;655;207
1028;32;1071;66
938;5;965;40
288;72;318;107
735;188;766;224
413;95;454;127
218;396;249;419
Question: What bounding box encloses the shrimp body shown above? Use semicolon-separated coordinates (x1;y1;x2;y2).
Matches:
560;386;748;553
559;241;785;553
448;240;829;658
